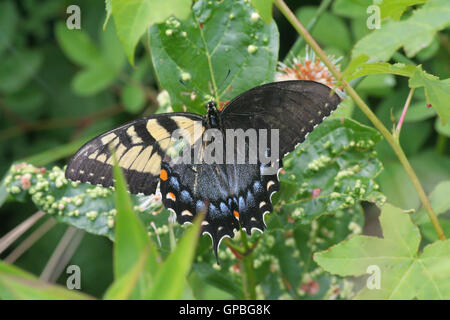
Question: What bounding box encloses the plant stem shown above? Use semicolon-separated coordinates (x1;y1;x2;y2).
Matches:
395;88;415;138
274;0;446;241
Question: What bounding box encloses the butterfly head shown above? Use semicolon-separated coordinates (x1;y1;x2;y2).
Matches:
206;101;217;112
206;101;220;128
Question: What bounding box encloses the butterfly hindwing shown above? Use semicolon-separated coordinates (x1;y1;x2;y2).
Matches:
160;160;280;257
65;113;204;195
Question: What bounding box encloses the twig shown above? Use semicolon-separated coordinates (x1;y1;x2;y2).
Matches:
40;226;78;282
0;104;123;142
5;218;58;263
48;229;85;283
0;211;46;255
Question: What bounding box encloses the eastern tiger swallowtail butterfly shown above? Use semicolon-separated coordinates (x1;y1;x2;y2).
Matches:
65;80;341;259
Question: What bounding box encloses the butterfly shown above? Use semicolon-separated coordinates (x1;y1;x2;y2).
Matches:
65;80;341;259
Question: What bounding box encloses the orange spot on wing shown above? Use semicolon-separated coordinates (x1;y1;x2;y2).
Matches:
167;192;176;201
160;169;168;181
218;100;230;111
233;210;240;219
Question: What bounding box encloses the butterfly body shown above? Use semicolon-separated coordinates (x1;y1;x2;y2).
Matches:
65;80;341;258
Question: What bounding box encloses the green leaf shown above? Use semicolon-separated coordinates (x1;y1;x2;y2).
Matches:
435;116;450;136
394;100;436;122
101;22;127;72
416;35;440;61
112;157;160;291
409;68;450;124
413;181;450;225
352;0;450;61
250;0;273;23
0;261;93;300
3;163;164;239
55;22;102;67
315;203;450;299
342;59;447;123
55;22;125;96
379;0;428;20
377;162;420;210
103;246;150;299
111;0;192;66
104;0;112;30
0;177;8;208
296;6;352;51
421;220;450;242
0;1;18;55
72;64;118;96
143;215;203;299
343;58;417;82
3;85;46;118
121;84;146;113
149;0;279;113
192;262;244;299
357;74;396;96
332;0;371;18
0;50;43;94
276;118;385;224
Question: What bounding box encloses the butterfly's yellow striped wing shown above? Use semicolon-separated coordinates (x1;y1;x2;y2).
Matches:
65;113;205;195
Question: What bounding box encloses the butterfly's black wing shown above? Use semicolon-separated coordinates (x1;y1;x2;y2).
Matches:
171;80;340;255
65;113;204;195
220;80;341;156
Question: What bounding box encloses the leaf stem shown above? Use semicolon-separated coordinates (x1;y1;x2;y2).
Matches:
395;88;415;138
194;15;220;103
273;0;446;241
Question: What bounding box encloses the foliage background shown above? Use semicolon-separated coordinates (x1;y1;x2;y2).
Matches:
0;0;449;299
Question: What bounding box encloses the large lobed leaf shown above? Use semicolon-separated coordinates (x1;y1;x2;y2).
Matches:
352;0;450;61
314;203;450;299
342;60;449;124
333;0;428;20
274;118;385;225
413;180;450;225
149;0;279;113
2;163;163;239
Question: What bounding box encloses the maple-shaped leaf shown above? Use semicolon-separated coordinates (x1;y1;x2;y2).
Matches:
352;0;450;61
314;203;450;299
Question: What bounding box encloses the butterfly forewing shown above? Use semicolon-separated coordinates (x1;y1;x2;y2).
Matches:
65;113;204;195
221;80;341;156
